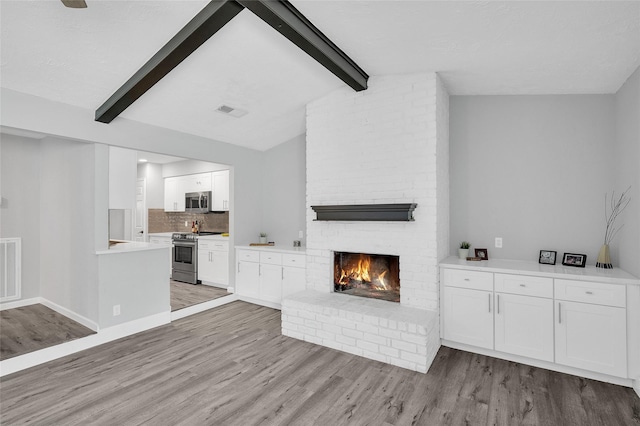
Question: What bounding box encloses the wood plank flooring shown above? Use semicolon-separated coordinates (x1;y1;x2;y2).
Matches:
170;279;230;311
0;304;95;361
1;301;638;425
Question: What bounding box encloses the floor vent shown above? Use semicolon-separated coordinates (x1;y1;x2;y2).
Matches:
0;238;21;302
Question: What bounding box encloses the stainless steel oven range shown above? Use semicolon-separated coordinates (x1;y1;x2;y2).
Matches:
172;233;199;284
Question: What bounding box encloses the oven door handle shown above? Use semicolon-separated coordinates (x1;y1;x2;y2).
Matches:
173;241;196;248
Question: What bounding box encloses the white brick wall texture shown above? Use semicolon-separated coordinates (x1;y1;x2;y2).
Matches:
282;72;449;373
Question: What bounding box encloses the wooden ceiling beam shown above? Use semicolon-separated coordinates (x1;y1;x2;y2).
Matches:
95;0;244;123
95;0;368;124
236;0;368;92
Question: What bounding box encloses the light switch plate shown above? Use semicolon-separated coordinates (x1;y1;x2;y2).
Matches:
495;237;503;248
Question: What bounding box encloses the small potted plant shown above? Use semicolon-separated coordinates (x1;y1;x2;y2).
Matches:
459;241;471;260
259;232;268;244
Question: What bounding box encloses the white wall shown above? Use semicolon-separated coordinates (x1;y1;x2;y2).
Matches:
261;134;306;246
39;137;101;324
450;95;616;264
0;134;42;300
138;162;164;209
614;66;640;277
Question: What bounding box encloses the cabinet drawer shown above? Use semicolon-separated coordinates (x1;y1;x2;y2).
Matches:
443;268;493;291
199;240;228;251
495;273;553;298
555;279;626;307
283;253;305;268
260;252;282;265
237;249;260;263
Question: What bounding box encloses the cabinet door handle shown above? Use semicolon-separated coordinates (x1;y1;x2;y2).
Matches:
519;284;526;287
558;303;562;324
464;278;470;281
238;263;240;273
282;267;284;280
586;291;593;295
259;265;261;276
488;293;491;313
497;294;500;314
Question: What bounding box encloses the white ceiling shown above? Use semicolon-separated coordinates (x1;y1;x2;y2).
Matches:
1;1;639;151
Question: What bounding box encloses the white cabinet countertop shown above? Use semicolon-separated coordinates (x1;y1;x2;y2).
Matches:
440;256;640;285
147;232;174;238
97;241;171;255
236;245;306;255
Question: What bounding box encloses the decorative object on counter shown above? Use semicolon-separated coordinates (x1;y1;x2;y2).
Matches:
293;240;301;247
597;186;631;269
539;250;557;265
562;252;587;268
475;248;488;260
259;232;268;244
466;257;482;261
458;241;471;259
250;242;275;246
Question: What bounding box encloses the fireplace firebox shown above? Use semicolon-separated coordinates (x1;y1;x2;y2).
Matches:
333;251;400;303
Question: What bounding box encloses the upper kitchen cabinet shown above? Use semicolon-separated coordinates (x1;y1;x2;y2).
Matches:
164;177;185;212
182;172;211;193
109;146;137;210
212;170;230;211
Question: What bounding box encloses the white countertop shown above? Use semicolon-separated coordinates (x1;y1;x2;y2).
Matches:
440;256;640;285
96;241;171;255
148;232;174;238
236;245;306;255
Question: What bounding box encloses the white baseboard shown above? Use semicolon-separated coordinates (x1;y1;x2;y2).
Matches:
38;298;99;332
236;295;281;310
634;380;640;398
0;311;171;377
0;297;40;311
171;294;238;321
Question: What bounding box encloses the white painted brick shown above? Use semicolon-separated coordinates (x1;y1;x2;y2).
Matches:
362;350;387;364
379;345;400;358
336;334;357;347
356;340;379;353
343;328;364;339
356;323;379;335
363;332;388;346
392;339;417;353
401;350;426;365
316;330;335;341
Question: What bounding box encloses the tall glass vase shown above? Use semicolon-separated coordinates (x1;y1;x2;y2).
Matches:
596;244;613;269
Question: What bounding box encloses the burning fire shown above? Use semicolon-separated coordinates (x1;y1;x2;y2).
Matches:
337;254;389;291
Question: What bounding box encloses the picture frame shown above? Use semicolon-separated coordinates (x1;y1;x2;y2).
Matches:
475;248;488;260
562;253;587;268
538;250;557;265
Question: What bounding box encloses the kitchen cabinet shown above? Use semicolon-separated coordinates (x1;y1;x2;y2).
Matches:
182;173;211;193
212;170;230;211
555;280;627;377
197;239;229;287
163;177;185;212
149;234;173;276
440;258;638;383
235;247;306;308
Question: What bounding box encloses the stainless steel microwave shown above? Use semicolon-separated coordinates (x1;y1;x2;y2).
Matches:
185;191;211;214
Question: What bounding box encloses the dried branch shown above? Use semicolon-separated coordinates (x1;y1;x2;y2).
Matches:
603;186;631;245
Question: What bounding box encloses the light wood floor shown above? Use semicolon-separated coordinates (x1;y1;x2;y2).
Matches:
170;279;230;311
1;301;638;425
0;304;95;361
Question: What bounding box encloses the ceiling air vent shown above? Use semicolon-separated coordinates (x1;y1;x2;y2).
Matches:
216;104;248;118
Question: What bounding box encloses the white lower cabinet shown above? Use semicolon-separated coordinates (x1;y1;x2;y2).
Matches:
149;235;173;276
443;286;494;349
198;239;229;287
441;260;636;382
495;293;554;362
235;248;306;308
555;300;627;377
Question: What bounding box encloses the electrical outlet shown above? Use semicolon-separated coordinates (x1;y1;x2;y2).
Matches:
113;305;121;316
495;237;503;248
298;230;304;238
185;221;189;227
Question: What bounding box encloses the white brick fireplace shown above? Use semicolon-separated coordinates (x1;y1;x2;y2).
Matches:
282;73;449;373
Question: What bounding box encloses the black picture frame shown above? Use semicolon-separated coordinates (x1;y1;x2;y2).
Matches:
539;250;557;265
475;248;488;260
562;253;587;268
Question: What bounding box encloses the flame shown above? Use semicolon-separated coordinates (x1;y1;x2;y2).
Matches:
337;254;390;291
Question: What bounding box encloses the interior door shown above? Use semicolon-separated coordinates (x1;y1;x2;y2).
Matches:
134;178;146;242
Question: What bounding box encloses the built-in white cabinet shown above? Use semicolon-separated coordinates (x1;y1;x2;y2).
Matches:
235;247;306;308
212;170;230;211
182;173;211;193
440;258;639;384
163;177;185;212
198;239;229;287
554;279;627;377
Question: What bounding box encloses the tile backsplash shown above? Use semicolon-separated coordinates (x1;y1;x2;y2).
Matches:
148;209;229;233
